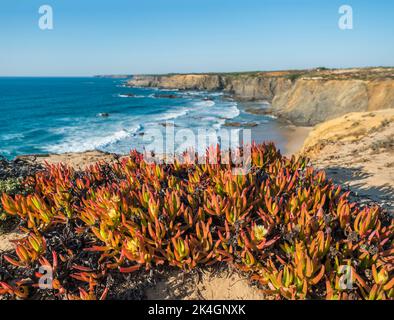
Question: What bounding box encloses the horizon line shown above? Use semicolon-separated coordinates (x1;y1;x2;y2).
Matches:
1;65;393;78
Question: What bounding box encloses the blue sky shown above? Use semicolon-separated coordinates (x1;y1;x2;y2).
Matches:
1;0;393;76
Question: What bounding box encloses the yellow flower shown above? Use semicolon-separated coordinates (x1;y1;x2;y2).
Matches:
108;208;119;220
126;239;139;254
253;225;268;241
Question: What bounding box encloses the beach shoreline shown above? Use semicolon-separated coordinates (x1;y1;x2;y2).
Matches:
12;118;312;166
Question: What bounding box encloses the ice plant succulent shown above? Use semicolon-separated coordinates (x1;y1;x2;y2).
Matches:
0;143;392;300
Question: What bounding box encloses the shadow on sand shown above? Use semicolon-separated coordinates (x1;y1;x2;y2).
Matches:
323;166;394;212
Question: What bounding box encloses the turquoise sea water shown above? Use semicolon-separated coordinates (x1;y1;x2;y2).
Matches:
0;77;282;159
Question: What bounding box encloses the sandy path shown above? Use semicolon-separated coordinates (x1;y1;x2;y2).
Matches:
145;269;267;300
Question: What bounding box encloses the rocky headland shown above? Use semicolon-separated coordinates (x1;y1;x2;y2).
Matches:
128;67;394;126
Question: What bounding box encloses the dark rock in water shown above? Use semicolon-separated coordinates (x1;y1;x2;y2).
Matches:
159;123;179;128
123;93;135;97
98;113;110;118
154;94;178;99
244;108;274;116
224;122;258;128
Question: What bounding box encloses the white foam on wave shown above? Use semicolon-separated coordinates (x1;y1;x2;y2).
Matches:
191;103;241;131
227;104;241;118
193;100;215;108
44;125;141;154
158;88;179;92
210;104;241;130
265;114;277;119
0;149;11;156
1;133;24;141
207;92;224;97
48;127;70;135
160;108;190;121
183;91;206;96
209;104;240;119
199;116;217;122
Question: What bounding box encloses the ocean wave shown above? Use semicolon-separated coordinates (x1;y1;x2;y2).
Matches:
157;88;179;92
193;100;215;108
0;149;11;156
160;108;190;121
209;104;240;119
1;133;24;141
44;125;141;154
199;116;217;122
207;92;224;97
265;114;277;119
183;90;207;96
48;127;71;135
228;105;241;118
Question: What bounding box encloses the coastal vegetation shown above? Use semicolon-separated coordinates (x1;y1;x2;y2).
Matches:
0;179;22;233
0;157;41;234
0;143;392;300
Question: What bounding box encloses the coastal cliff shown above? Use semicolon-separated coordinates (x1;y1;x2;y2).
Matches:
128;71;293;101
273;77;394;125
127;68;394;125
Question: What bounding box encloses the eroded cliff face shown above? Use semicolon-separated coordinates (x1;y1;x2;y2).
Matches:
127;68;394;126
129;74;223;91
273;78;394;125
222;76;292;101
128;73;293;101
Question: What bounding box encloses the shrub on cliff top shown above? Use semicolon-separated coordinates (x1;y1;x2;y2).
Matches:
0;143;393;300
287;73;303;82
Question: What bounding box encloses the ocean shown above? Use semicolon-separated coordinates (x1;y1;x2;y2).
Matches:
0;77;287;159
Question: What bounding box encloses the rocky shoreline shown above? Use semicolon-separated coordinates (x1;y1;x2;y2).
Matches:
128;67;394;126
